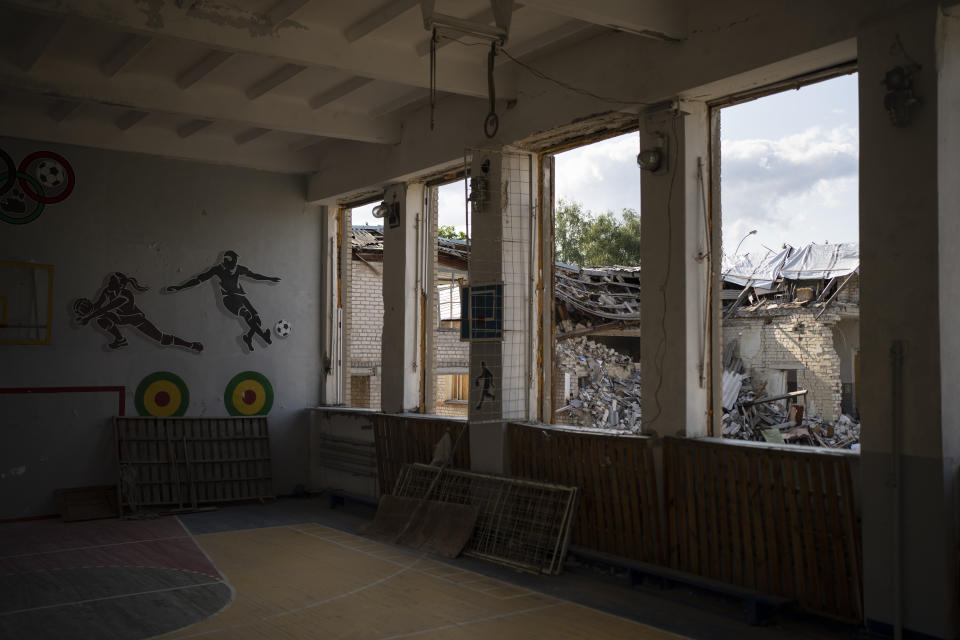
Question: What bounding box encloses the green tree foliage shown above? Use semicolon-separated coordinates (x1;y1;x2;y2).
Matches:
555;199;641;266
438;225;468;240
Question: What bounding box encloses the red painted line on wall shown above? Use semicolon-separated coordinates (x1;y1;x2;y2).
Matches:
0;514;59;524
0;386;126;416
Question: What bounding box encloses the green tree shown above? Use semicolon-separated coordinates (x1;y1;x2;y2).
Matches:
555;199;641;266
438;225;468;240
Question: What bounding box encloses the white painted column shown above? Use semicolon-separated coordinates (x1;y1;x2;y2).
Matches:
467;148;536;473
639;101;711;438
318;203;340;405
381;183;424;413
859;5;960;637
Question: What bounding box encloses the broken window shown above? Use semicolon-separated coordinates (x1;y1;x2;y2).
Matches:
345;201;385;410
550;131;642;432
716;71;861;449
429;179;470;417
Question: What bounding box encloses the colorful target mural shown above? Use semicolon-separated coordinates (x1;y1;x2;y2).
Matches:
0;148;76;225
135;371;190;417
224;371;274;416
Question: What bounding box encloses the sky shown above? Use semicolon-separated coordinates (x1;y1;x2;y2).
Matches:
358;73;859;258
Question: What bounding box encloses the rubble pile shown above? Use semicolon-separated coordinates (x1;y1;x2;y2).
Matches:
555;337;641;433
722;371;860;449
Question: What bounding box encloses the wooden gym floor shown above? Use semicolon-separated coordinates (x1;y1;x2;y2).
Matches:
1;498;858;639
162;522;684;639
0;509;682;639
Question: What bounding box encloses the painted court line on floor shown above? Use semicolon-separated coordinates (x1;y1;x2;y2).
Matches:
372;602;565;640
0;579;223;617
288;524;541;600
175;544;426;638
0;535;192;560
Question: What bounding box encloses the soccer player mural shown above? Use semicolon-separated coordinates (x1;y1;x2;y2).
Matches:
73;272;203;352
166;250;280;352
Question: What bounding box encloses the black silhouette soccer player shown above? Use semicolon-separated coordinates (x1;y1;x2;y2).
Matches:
474;361;496;409
74;272;202;352
166;250;280;351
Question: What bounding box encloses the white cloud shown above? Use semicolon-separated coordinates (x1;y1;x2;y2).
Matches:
554;133;641;216
722;125;859;253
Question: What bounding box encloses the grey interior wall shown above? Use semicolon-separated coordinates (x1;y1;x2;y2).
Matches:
0;137;320;519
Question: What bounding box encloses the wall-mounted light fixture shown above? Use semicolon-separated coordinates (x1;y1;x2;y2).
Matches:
637;132;667;173
372;197;400;229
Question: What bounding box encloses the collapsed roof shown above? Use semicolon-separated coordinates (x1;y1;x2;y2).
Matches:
721;242;859;289
352;226;641;326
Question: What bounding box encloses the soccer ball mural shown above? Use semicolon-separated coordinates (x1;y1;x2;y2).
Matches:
275;319;292;338
36;160;66;189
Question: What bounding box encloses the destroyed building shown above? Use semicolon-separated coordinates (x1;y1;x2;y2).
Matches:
722;242;860;423
553;264;642;430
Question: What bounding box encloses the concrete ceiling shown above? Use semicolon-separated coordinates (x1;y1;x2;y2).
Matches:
0;0;685;173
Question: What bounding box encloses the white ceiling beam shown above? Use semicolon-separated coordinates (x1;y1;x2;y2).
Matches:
289;135;327;152
99;34;153;77
176;50;234;89
264;0;311;24
344;0;419;42
517;0;686;40
47;99;80;122
0;59;400;144
234;127;270;144
0;106;320;173
503;20;595;60
367;87;429;118
0;0;513;99
12;15;64;71
115;109;150;130
177;119;213;138
309;77;373;110
245;63;306;100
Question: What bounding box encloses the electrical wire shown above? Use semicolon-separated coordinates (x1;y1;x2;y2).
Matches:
646;113;681;429
439;35;653;108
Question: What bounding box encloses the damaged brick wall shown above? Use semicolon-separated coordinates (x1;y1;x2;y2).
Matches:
723;310;843;421
349;256;469;413
349;259;384;409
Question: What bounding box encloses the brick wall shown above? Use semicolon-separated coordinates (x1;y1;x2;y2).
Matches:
348;258;384;409
347;251;468;412
723;309;843;421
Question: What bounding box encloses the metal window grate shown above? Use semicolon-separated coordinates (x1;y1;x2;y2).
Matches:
393;462;578;575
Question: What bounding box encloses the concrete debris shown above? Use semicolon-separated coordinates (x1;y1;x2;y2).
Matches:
721;370;860;449
555;337;641;433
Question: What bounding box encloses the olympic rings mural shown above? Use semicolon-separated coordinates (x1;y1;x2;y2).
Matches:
0;147;76;225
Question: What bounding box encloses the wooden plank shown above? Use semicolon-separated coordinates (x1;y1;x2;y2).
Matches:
683;442;698;574
838;457;863;620
575;434;595;550
823;458;851;617
588;437;609;552
622;439;643;561
634;440;652;562
695;444;711;577
748;451;769;594
773;454;796;599
736;449;755;589
760;453;782;597
665;441;680;568
809;456;835;614
782;455;806;602
604;438;631;557
794;455;820;610
716;444;732;584
726;447;743;586
697;445;714;579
